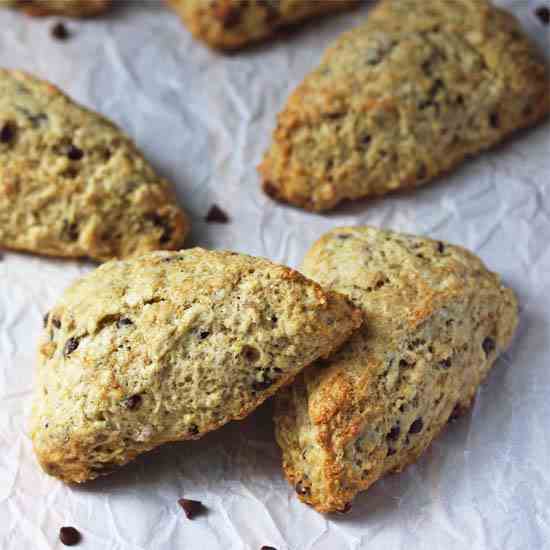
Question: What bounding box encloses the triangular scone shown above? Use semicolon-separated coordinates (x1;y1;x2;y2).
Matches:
260;0;550;211
0;70;189;261
168;0;358;50
31;248;362;483
0;0;110;17
274;227;518;513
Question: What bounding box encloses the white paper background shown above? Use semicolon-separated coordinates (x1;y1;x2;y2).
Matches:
1;1;549;548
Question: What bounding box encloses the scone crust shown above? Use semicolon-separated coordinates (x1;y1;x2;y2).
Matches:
0;69;189;261
274;227;518;512
1;0;111;17
168;0;358;50
260;0;550;211
31;248;362;483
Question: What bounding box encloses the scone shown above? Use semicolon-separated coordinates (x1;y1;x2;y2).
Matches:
274;227;518;513
168;0;358;50
0;0;110;17
0;70;189;261
260;0;550;211
31;248;363;483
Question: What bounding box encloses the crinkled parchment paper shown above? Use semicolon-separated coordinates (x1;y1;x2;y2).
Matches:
1;1;549;548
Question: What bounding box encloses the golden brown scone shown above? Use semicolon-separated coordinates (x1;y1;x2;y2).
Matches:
0;69;189;262
260;0;550;211
0;0;110;17
274;226;518;513
31;248;362;483
168;0;358;50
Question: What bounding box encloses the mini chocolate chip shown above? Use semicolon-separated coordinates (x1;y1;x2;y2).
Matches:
482;337;495;356
336;234;351;240
219;6;241;27
199;330;210;339
0;122;15;143
67;145;84;161
337;502;352;514
188;424;199;435
116;318;133;328
360;134;371;146
52;317;61;329
242;345;260;362
123;394;142;410
437;241;445;253
387;447;396;456
489;112;500;129
409;418;424;434
43;312;50;327
387;425;400;441
59;526;81;546
63;337;79;357
448;403;468;422
51;22;70;40
145;213;172;244
178;498;206;519
61;220;79;242
263;181;279;198
205;205;229;223
536;5;550;24
295;480;310;496
439;357;452;369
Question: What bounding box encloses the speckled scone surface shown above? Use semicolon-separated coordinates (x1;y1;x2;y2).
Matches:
168;0;358;50
274;227;518;513
31;248;362;483
0;0;110;17
0;70;189;261
260;0;550;211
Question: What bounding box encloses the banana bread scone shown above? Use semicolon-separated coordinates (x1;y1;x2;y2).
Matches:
260;0;550;211
274;227;518;513
31;248;362;483
0;0;110;17
168;0;358;50
0;70;189;261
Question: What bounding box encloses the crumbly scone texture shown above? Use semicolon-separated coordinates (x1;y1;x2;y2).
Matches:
168;0;358;50
274;227;518;513
0;70;189;261
0;0;110;17
260;0;550;211
31;248;363;483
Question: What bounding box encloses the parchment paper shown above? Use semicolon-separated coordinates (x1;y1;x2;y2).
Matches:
1;1;549;548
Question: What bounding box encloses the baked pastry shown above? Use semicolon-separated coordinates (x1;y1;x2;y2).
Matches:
168;0;358;50
31;248;362;483
259;0;550;211
274;226;518;512
0;0;110;17
0;70;189;261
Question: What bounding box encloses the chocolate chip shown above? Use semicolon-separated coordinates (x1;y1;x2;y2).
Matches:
219;6;241;27
336;234;351;240
448;403;467;422
123;394;142;410
261;546;278;550
63;337;79;357
51;22;70;40
61;220;79;242
252;379;274;392
198;330;210;339
489;112;500;129
67;145;84;161
205;205;229;224
263;181;279;199
43;312;49;327
146;213;172;245
360;134;371;146
116;318;133;328
439;357;452;369
437;241;445;253
337;502;352;514
482;337;495;356
52;317;61;329
409;418;424;434
417;163;427;180
535;5;550;24
178;498;206;519
0;122;15;143
295;480;310;496
59;526;81;546
387;447;396;456
387;425;400;441
242;346;260;362
188;424;199;435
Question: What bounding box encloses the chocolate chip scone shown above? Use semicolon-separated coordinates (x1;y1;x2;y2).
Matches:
260;0;550;211
0;0;110;17
32;248;362;483
0;70;189;261
168;0;358;50
274;227;518;513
